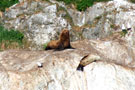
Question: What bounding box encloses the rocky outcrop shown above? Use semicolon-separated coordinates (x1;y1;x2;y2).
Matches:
0;38;135;90
1;0;135;90
2;0;71;49
2;0;135;49
53;0;135;39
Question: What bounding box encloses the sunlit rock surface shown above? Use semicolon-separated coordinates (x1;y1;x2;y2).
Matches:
3;0;135;48
1;0;135;89
2;0;71;48
0;39;135;90
52;0;135;39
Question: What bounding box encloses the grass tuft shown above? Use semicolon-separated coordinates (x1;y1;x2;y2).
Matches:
0;24;24;50
43;42;48;50
0;0;19;11
130;0;135;3
56;0;111;11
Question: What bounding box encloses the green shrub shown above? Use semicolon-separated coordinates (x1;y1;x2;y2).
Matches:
130;0;135;3
56;0;76;4
76;0;94;11
0;25;24;45
43;42;48;50
56;0;111;11
121;29;128;37
0;0;19;11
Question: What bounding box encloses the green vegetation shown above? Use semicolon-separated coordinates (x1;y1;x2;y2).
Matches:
43;42;48;50
131;0;135;3
0;0;112;11
121;29;128;37
0;25;24;44
0;0;19;11
56;0;111;11
0;25;24;49
56;0;75;4
110;24;115;29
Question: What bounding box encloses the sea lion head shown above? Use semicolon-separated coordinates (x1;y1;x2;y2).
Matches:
60;29;70;41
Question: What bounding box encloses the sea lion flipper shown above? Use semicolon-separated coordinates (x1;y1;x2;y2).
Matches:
67;45;75;49
53;43;64;51
45;45;50;50
76;64;84;71
57;43;64;50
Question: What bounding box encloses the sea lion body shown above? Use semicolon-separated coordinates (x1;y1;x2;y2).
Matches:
46;40;62;50
77;54;101;71
45;29;71;50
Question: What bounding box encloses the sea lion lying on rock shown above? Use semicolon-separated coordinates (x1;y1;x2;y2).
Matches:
77;54;101;71
45;29;72;50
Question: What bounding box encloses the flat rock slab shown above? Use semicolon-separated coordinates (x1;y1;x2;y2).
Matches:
0;40;135;90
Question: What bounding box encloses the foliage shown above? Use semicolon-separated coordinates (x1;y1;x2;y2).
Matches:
76;0;94;11
0;0;19;11
56;0;76;4
110;24;115;29
0;25;24;49
56;0;111;11
130;0;135;3
121;29;128;37
43;42;48;50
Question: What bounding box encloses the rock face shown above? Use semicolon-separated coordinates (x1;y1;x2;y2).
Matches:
0;38;135;90
2;0;71;48
1;0;135;89
54;0;135;39
2;0;135;49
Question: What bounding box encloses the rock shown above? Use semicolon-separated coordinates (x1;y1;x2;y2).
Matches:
67;9;86;27
0;38;135;89
2;0;135;49
82;0;135;39
2;1;71;49
1;0;135;89
53;0;135;39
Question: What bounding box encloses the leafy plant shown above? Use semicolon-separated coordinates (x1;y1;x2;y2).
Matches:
43;42;48;50
0;25;24;49
76;0;93;11
121;29;128;37
110;24;115;29
0;0;19;11
130;0;135;3
56;0;76;4
56;0;111;11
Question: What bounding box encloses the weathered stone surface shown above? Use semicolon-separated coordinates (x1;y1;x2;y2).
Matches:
83;0;135;39
0;38;135;90
2;1;71;48
53;0;135;39
1;0;135;89
2;0;135;49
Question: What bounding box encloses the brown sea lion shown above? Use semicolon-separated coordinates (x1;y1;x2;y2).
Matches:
45;29;72;50
77;54;101;71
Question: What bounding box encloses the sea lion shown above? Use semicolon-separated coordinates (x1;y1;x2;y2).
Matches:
77;54;101;71
45;29;72;50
